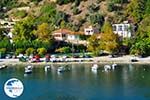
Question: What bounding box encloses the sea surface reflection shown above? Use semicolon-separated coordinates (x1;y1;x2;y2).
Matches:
0;64;150;100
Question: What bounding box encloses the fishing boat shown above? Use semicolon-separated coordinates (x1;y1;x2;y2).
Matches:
112;63;117;70
104;65;111;72
57;66;65;73
0;64;7;70
25;65;33;74
44;65;51;72
57;65;70;73
91;64;99;71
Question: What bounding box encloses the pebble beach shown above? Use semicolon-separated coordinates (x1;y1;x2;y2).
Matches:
0;55;150;66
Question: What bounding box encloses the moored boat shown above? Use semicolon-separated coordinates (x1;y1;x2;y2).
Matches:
44;65;51;72
91;64;99;71
25;65;33;74
0;64;7;70
112;63;117;70
57;65;70;73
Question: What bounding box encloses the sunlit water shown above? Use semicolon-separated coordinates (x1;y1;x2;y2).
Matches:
0;64;150;100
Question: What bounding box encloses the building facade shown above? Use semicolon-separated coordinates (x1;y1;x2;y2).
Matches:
53;29;80;41
84;26;99;35
112;21;134;38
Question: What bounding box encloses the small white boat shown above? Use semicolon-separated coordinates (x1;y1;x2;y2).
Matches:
91;64;99;71
57;66;65;73
112;63;117;70
25;65;33;74
0;64;7;70
57;65;70;73
44;65;51;72
104;65;111;72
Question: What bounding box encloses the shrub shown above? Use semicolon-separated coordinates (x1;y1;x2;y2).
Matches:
15;48;24;55
13;10;27;18
107;2;115;12
72;7;80;15
88;3;99;13
74;0;80;6
37;48;47;56
0;48;6;53
0;48;6;58
88;13;104;27
26;48;35;56
56;47;71;53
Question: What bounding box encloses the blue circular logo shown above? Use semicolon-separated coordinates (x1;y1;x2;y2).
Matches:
4;78;24;98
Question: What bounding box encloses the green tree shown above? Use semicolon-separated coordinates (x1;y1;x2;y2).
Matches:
13;10;27;19
56;47;71;53
126;0;145;23
35;23;52;41
0;0;18;10
0;28;7;40
87;34;101;56
0;37;12;51
13;16;36;41
37;47;47;56
101;21;119;54
26;48;35;56
88;13;104;29
136;16;150;39
145;0;150;16
130;16;150;56
38;4;56;23
0;48;6;58
130;39;150;56
15;48;24;55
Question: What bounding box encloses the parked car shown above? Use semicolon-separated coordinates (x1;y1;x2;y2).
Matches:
45;54;50;62
31;55;40;62
19;57;27;62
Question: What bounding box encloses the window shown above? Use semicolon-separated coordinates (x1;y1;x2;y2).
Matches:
124;25;128;31
113;25;116;31
118;25;122;31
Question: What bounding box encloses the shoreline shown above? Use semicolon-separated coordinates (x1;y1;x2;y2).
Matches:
0;55;150;66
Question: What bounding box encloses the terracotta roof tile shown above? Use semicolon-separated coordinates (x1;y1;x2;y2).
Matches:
53;29;84;35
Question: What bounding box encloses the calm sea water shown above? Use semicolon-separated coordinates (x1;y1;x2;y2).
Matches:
0;64;150;100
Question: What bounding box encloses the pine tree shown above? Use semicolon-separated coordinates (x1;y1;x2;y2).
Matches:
126;0;146;23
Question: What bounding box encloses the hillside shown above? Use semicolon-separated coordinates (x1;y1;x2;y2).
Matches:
1;0;129;31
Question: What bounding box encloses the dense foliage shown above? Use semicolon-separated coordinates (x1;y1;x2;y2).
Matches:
0;0;150;56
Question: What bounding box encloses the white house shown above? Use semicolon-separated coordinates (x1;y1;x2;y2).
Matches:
84;26;99;35
67;34;80;41
0;19;15;29
112;21;134;38
53;29;80;41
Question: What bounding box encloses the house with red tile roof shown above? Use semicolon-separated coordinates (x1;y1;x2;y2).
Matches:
53;29;83;41
84;26;99;35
